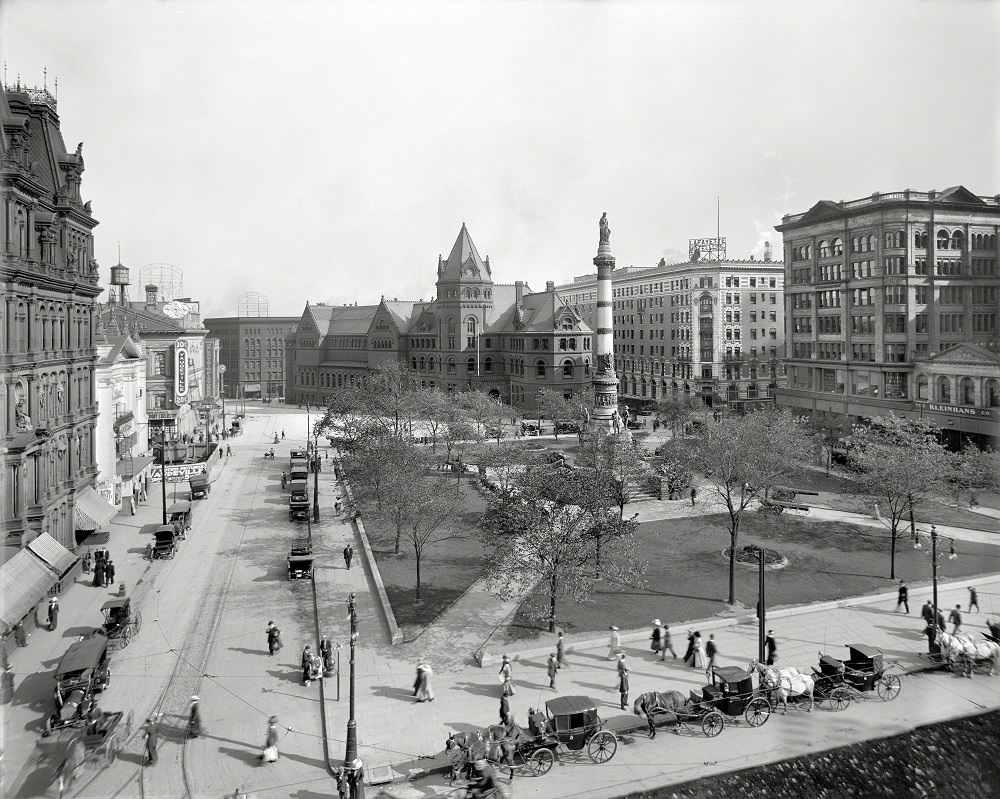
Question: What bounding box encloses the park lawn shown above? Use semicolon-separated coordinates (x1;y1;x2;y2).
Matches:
499;509;1000;645
816;492;1000;533
365;478;488;638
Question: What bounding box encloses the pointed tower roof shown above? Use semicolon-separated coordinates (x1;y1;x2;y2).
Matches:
438;224;490;283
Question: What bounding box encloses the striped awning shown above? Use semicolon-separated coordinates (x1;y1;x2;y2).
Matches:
74;486;118;531
0;549;58;631
27;532;78;575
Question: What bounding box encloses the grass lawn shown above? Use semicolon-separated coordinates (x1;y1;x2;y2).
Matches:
365;477;488;639
499;509;1000;645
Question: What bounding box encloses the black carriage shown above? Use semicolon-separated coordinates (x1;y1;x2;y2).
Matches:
813;644;900;703
101;598;142;649
152;524;179;559
544;695;618;763
690;666;771;736
167;500;192;537
288;541;314;579
188;474;210;500
43;633;111;736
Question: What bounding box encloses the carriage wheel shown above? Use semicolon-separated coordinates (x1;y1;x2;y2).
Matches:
701;710;724;737
119;626;132;647
829;687;851;711
745;698;770;727
876;673;901;701
103;733;122;765
587;730;617;763
528;747;554;776
133;611;142;634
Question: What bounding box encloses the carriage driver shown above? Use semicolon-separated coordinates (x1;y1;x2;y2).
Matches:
468;759;499;798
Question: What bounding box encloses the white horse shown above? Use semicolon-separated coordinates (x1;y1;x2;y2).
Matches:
749;659;815;713
935;630;1000;677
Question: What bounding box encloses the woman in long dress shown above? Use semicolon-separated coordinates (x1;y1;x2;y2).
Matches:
187;696;202;738
692;632;705;669
499;656;515;696
416;662;435;702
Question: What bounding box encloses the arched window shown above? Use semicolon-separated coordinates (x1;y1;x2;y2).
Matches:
916;375;929;401
536;360;546;377
937;229;950;249
951;231;963;250
937;376;951;403
915;230;928;249
419;356;426;371
484;357;493;373
831;237;843;256
569;338;576;350
411;356;418;370
818;240;830;258
467;357;476;373
428;356;435;371
562;359;573;377
960;377;975;405
986;379;1000;407
584;359;590;376
448;358;456;374
154;352;166;375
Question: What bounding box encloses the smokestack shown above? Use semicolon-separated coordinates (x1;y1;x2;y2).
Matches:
145;284;158;307
764;241;773;262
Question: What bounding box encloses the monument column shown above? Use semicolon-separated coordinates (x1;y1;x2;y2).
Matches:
590;212;620;434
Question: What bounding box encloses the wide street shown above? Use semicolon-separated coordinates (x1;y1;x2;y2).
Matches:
4;404;1000;799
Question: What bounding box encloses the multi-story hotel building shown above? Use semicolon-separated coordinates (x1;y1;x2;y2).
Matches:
557;247;786;411
775;186;1000;448
204;316;298;401
2;81;114;553
287;225;593;411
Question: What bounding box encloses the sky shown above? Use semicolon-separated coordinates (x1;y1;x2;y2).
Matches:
4;0;999;319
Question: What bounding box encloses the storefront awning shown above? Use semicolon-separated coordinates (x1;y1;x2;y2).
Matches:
26;533;78;575
116;455;156;481
0;549;58;632
74;486;118;531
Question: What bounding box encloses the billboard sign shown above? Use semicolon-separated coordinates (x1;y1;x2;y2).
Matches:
175;344;189;400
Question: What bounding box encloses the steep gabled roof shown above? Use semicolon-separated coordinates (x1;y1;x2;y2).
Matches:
794;200;847;225
919;343;1000;366
320;305;378;337
98;334;143;365
438;224;490;283
935;186;986;205
517;289;592;334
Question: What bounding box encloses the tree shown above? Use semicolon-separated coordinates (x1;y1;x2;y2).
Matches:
655;442;693;498
407;388;454;451
441;415;479;495
656;395;703;439
849;415;950;579
367;360;420;439
806;412;853;474
537;388;573;438
479;465;644;632
949;441;1000;507
577;431;650;519
473;441;530;508
687;409;814;605
404;491;465;601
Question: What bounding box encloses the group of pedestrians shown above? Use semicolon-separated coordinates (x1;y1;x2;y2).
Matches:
91;547;116;589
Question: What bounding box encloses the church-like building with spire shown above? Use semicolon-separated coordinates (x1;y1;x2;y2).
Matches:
287;224;593;411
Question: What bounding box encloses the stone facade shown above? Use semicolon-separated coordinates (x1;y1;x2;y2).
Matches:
204;316;298;401
1;82;104;550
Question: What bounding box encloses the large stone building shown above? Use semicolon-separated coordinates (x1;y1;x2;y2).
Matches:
1;80;113;552
557;247;786;411
774;186;1000;448
288;225;593;411
204;315;298;401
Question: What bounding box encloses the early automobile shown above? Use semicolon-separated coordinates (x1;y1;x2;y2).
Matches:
288;540;314;579
152;524;179;559
188;474;210;500
44;632;111;736
167;500;192;537
289;497;311;521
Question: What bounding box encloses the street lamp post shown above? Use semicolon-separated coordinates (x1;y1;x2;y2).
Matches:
757;545;766;663
931;524;939;620
344;592;363;797
158;427;168;525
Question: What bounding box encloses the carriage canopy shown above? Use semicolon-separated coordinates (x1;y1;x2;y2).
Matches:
55;634;109;681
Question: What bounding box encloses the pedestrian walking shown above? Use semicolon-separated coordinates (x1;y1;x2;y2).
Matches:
45;596;60;631
692;632;705;669
935;605;947;631
281;430;285;439
187;696;203;738
105;560;115;587
143;715;161;765
261;716;279;763
281;472;287;489
334;499;343;514
416;662;434;702
660;623;677;659
547;653;558;689
705;634;718;678
969;586;980;612
82;550;92;574
499;654;515;696
616;654;629;710
682;630;695;664
896;580;909;613
921;601;934;625
499;692;511;725
950;605;963;634
301;645;313;684
607;625;622;660
650;619;662;655
556;631;567;669
93;560;105;588
226;445;232;457
320;636;334;674
690;487;697;506
765;630;778;665
343;544;354;570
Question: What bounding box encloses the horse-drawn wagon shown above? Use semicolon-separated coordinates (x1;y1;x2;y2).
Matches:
101;597;141;650
36;710;135;796
812;644;901;702
935;629;999;677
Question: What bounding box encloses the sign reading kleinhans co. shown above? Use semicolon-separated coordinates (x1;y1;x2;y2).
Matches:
175;345;188;399
922;402;993;419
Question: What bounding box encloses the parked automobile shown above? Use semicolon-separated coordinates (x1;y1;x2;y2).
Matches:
555;422;580;434
521;422;540;436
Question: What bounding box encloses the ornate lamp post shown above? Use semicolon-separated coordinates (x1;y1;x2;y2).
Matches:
157;426;169;525
343;592;363;796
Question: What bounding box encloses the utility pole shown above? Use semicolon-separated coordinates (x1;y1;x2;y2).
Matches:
758;545;766;663
159;428;168;525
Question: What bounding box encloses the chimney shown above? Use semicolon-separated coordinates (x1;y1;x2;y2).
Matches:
515;280;524;304
145;284;158;307
546;280;555;292
763;241;773;262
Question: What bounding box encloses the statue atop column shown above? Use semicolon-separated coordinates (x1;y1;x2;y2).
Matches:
599;212;611;246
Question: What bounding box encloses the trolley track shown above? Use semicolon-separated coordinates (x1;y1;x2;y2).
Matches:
69;417;283;799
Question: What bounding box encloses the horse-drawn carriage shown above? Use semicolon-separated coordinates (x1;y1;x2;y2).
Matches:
935;629;1000;677
36;710;135;796
43;633;111;736
813;644;901;702
101;597;142;650
445;696;617;783
167;500;192;537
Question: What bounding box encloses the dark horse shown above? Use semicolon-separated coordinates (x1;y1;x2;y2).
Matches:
446;724;521;781
633;690;688;739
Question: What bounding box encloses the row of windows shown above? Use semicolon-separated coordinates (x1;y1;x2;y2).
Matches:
796;312;997;338
795;230;998;261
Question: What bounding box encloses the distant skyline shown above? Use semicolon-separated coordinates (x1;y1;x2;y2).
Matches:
4;0;998;318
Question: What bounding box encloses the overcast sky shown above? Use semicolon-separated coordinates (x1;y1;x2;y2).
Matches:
5;0;998;318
